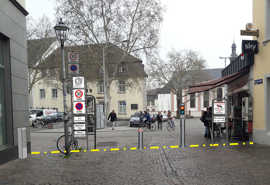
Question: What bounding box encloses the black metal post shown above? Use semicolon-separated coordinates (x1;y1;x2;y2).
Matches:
61;42;69;155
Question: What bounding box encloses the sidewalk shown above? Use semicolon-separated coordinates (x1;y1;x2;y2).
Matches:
0;144;270;185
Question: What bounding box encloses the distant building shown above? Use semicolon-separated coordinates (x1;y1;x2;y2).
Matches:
0;0;29;164
29;43;147;120
147;68;222;117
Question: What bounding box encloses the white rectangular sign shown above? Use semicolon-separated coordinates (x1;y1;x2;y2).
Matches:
68;52;80;63
214;116;225;123
73;89;85;101
73;76;85;89
74;124;86;130
74;116;86;123
213;101;226;115
74;130;86;138
73;102;86;114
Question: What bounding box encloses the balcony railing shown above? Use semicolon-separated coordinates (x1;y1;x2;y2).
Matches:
222;54;254;77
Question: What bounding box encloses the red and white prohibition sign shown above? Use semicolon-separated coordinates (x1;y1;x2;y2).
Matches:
73;89;85;101
75;89;83;99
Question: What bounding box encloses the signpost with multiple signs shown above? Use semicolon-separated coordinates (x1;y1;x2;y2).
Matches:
68;51;87;139
212;99;227;141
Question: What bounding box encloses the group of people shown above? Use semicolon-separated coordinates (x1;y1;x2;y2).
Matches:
200;107;213;138
107;109;175;130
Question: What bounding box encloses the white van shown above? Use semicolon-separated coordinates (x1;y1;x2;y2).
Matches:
29;109;57;122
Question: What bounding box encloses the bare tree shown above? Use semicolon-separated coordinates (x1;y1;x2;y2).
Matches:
55;0;163;116
149;49;211;117
27;16;58;93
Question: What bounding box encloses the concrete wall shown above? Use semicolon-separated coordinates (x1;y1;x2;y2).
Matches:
253;0;270;144
0;0;29;162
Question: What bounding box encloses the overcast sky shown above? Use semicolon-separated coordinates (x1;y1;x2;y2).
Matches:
26;0;253;69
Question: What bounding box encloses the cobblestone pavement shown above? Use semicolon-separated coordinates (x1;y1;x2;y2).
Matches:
2;119;268;185
0;144;270;185
30;119;230;152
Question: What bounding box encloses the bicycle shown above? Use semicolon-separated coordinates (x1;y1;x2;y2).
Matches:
166;119;175;131
56;127;79;154
32;119;48;128
142;118;156;131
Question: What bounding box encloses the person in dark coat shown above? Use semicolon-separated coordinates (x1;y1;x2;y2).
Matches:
108;110;117;130
156;111;163;130
200;107;212;138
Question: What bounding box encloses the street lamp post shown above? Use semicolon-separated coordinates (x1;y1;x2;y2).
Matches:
219;57;230;68
54;18;69;154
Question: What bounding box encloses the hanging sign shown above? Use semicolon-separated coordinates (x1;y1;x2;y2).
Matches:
242;40;258;54
74;124;86;130
73;89;85;101
213;101;226;115
73;102;86;114
73;76;84;89
68;64;79;75
74;116;86;123
68;52;80;63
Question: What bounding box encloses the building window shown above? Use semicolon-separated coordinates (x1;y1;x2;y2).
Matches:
52;89;57;98
131;104;138;110
265;0;270;42
118;101;126;114
40;89;45;99
203;91;209;108
0;34;11;147
118;80;126;93
190;93;195;108
118;63;127;73
97;81;104;94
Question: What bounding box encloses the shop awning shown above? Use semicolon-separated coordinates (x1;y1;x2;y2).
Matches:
188;72;244;94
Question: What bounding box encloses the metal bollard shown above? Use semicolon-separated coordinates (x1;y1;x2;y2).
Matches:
18;127;27;159
138;128;144;150
180;118;182;147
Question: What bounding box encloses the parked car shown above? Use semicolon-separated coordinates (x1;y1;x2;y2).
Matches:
129;112;143;127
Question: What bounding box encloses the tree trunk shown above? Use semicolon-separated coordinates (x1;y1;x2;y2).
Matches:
176;89;183;119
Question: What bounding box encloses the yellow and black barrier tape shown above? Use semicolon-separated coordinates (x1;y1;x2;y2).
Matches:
31;141;254;156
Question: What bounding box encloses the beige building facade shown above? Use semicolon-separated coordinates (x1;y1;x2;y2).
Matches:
252;0;270;144
31;77;146;120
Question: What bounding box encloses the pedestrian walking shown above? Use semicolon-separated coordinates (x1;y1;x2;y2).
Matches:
156;111;163;130
108;110;117;130
200;110;209;138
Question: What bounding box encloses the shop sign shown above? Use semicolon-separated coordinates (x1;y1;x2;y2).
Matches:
73;102;86;114
213;101;226;115
73;89;85;101
240;30;259;37
242;40;258;54
74;124;86;130
74;116;86;123
214;116;225;123
73;76;84;89
68;52;79;63
254;79;263;85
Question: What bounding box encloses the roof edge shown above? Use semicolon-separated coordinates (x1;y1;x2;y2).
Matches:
9;0;29;16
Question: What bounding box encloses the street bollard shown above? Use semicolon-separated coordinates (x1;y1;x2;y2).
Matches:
180;118;182;147
138;128;144;150
18;127;27;159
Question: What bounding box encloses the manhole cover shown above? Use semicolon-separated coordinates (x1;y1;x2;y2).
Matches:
97;141;118;147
